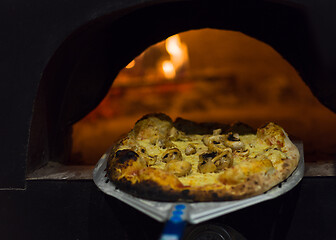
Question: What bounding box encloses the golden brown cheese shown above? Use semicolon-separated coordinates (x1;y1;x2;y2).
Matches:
114;127;289;187
107;114;300;202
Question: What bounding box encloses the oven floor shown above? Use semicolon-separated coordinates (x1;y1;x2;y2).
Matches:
1;177;335;240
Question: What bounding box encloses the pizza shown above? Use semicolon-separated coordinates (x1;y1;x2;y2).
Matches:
106;113;299;202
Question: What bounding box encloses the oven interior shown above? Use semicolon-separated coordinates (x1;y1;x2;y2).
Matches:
71;29;335;166
27;1;335;178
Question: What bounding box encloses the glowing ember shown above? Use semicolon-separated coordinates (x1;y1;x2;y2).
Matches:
162;60;176;79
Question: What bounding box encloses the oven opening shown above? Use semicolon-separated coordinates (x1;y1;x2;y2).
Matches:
27;2;336;179
71;29;336;166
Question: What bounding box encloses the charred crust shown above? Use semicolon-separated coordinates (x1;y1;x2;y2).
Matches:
136;113;173;124
259;122;270;129
115;149;139;164
111;179;184;202
107;174;270;201
181;189;190;196
212;192;218;199
174;118;229;135
227;122;256;135
108;176;246;202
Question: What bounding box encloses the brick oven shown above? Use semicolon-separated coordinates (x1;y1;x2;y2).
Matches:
1;0;335;239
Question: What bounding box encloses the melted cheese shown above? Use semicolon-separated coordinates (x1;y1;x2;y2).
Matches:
118;131;287;187
174;138;220;186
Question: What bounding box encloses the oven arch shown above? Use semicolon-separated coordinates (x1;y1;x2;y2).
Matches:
27;0;321;172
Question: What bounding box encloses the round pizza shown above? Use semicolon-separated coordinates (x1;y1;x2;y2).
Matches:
106;113;299;202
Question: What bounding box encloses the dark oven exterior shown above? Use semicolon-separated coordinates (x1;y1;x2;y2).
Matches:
0;0;335;239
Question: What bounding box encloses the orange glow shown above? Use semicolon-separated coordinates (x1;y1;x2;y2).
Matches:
162;60;176;79
72;29;336;165
166;35;183;55
125;60;135;69
165;34;189;77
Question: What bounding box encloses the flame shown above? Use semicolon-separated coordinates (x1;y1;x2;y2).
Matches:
166;35;183;56
125;60;135;69
162;60;176;79
122;34;188;80
163;34;189;79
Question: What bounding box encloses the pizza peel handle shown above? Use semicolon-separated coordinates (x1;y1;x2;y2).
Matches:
160;204;188;240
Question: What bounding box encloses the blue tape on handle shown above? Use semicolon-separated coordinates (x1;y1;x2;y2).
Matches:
159;205;187;240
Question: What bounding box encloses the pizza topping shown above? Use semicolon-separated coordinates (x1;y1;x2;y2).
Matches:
202;134;223;146
202;135;212;146
154;138;176;149
129;144;146;154
198;159;217;173
208;141;226;154
165;160;192;177
224;133;245;150
185;144;197;155
199;152;217;161
144;155;157;166
227;132;240;141
162;148;183;162
198;152;218;174
212;150;233;170
107;113;299;202
198;150;232;173
202;134;228;154
236;149;249;156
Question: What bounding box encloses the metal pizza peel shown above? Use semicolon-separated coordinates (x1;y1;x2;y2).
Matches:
93;141;304;239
